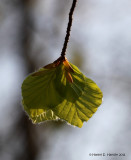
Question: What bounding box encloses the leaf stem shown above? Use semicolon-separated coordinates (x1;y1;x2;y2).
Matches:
61;0;78;59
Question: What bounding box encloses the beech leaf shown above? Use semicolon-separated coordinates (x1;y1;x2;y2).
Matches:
22;58;103;128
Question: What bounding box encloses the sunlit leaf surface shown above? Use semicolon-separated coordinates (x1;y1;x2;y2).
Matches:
22;58;103;128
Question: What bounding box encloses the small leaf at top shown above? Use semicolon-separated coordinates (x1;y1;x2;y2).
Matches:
21;57;103;128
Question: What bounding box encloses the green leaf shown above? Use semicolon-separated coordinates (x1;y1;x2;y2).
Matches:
22;58;103;128
23;100;59;123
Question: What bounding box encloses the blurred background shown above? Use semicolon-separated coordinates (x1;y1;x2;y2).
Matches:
0;0;131;160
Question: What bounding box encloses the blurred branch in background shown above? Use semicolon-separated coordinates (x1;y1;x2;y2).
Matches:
16;0;39;160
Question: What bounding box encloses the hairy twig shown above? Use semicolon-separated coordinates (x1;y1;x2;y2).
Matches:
61;0;78;59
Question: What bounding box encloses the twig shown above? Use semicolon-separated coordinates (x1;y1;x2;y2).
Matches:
61;0;78;59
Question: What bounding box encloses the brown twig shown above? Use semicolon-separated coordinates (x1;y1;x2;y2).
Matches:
61;0;78;59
